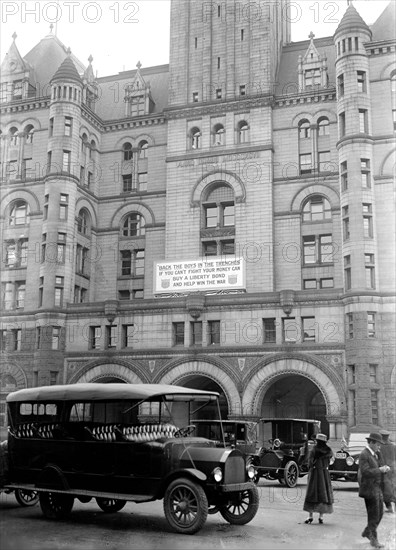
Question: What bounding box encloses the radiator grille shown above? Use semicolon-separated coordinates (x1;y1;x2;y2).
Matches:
224;455;245;484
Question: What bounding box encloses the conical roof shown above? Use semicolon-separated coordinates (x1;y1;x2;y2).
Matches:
371;1;396;41
334;3;371;36
51;54;82;84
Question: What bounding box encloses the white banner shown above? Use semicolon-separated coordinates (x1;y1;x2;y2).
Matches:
154;258;245;294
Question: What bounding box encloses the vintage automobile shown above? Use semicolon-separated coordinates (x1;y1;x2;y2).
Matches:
4;383;259;534
329;440;362;482
255;418;321;488
193;420;260;480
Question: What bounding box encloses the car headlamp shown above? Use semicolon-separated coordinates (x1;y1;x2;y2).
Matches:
247;465;256;480
213;467;223;482
346;456;354;467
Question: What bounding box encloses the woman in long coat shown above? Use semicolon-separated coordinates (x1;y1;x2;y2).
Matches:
303;433;334;524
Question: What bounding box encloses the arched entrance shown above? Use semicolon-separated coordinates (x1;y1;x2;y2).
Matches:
261;374;329;436
172;373;228;419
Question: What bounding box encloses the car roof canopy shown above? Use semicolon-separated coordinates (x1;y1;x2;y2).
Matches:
6;383;219;403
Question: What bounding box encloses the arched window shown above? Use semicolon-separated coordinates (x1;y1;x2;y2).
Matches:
9;200;30;226
298;120;310;139
9;127;18;146
77;208;91;235
81;133;88;155
213;124;225;146
391;73;396;132
122;213;146;237
24;124;34;143
237;121;249;144
318;117;330;136
123;142;133;161
138;140;148;159
190;127;201;149
89;140;96;159
302;195;331;222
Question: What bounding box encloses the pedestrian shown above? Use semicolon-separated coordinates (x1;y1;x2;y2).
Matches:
379;429;396;514
303;433;334;524
358;432;391;549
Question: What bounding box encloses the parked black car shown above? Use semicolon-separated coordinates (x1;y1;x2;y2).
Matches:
329;442;362;481
0;440;39;506
255;418;321;487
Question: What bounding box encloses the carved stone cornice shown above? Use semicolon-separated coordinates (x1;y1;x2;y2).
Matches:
164;95;274;120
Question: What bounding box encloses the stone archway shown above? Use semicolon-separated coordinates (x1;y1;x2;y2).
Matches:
158;359;241;417
242;356;347;442
71;362;145;384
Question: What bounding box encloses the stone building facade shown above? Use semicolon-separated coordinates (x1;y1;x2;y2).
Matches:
1;1;395;443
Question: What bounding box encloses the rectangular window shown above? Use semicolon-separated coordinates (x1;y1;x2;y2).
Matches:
173;322;185;346
340;161;348;191
346;313;353;339
337;74;344;96
64;116;72;136
339;112;346;137
357;71;366;93
11;329;22;351
89;326;101;350
369;364;377;384
62;150;71;172
122;174;133;192
50;371;58;385
342;206;350;240
138;171;147;192
304;279;317;290
36;327;42;349
122;324;135;348
359;109;368;133
216;88;222;99
190;321;202;346
208;320;220;345
239;84;246;96
320;278;334;289
363;204;373;238
361;159;371;188
263;318;276;343
192;92;198;102
106;325;117;349
54;287;63;306
367;312;376;338
318;151;330;172
51;326;61;350
365;253;375;289
16;282;25;308
344;254;351;290
303;235;333;265
303;236;316;264
283;318;298;343
49;117;54;137
349;390;356;426
371;390;379;424
304;68;320;88
299;153;312;175
348;364;356;385
302;317;316;342
3;282;14;310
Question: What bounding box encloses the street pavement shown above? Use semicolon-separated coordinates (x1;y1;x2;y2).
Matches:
0;478;395;550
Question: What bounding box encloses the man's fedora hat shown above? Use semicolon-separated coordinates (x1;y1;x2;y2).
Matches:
316;433;328;442
366;432;383;444
379;429;391;436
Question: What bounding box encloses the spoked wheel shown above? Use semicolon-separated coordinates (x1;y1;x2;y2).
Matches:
15;489;39;507
283;461;299;488
219;486;259;525
163;477;208;534
96;498;126;513
39;492;74;519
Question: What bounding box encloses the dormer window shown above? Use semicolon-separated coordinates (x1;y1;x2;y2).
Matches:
298;32;328;92
305;69;320;88
12;80;23;100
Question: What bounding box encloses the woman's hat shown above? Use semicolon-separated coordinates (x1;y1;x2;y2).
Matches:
366;432;383;444
316;433;328;442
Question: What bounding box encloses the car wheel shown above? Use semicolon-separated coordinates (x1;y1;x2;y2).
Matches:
163;477;208;534
219;486;259;525
39;492;74;519
15;489;39;507
96;498;126;513
283;461;299;488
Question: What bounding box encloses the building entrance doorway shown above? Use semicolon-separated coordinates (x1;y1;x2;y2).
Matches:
260;374;328;437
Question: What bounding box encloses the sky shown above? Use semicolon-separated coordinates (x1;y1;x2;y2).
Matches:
0;0;391;78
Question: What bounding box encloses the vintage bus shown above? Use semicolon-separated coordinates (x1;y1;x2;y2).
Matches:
4;383;259;534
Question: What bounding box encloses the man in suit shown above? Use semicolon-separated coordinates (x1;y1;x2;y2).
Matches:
358;432;391;549
379;429;396;513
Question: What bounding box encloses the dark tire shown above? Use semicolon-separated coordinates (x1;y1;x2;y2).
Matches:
219;486;259;525
15;489;39;507
163;477;208;534
39;492;74;519
278;478;285;485
283;461;299;488
96;498;126;513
